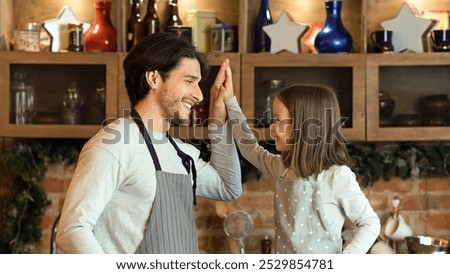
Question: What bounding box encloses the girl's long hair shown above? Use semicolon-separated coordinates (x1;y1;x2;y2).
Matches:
276;84;353;178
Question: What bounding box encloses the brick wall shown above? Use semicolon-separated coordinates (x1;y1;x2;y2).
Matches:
34;163;450;254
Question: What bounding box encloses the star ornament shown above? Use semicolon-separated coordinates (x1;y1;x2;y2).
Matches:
43;6;91;52
263;10;308;54
381;2;434;53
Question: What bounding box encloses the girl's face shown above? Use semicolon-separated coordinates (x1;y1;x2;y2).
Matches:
269;97;292;151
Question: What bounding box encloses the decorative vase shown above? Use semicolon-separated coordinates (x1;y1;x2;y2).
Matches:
254;0;272;52
422;95;450;117
422;94;450;126
314;0;352;53
84;1;117;52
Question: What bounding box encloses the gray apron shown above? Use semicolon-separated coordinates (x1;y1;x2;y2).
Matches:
275;170;342;253
131;110;198;254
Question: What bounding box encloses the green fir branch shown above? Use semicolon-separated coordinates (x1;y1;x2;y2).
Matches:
1;140;83;253
348;143;450;184
1;139;449;253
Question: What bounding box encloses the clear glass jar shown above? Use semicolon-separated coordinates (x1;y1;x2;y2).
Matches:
61;81;83;124
11;71;28;124
13;22;40;52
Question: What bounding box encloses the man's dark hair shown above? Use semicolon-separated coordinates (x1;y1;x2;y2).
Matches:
123;32;210;107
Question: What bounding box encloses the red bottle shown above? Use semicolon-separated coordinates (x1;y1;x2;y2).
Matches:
84;1;117;52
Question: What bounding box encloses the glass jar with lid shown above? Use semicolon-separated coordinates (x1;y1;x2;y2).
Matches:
13;22;40;52
11;71;32;124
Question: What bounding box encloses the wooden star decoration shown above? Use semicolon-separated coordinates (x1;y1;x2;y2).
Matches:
43;6;91;52
263;10;308;54
381;2;434;53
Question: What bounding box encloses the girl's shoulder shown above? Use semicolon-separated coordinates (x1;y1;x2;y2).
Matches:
319;165;356;183
326;164;353;174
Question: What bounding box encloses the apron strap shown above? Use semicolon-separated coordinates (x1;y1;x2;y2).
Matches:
130;108;197;205
167;134;197;206
130;109;162;171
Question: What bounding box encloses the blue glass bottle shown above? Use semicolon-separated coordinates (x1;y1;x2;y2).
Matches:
254;0;272;52
314;0;352;53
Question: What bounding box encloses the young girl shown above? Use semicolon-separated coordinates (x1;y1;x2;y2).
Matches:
214;61;380;253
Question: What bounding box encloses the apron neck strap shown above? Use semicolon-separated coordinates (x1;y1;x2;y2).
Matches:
130;109;197;205
167;134;197;206
130;109;162;171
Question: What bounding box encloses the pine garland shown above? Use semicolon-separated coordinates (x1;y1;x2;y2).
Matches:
0;140;449;253
348;143;450;184
0;140;82;253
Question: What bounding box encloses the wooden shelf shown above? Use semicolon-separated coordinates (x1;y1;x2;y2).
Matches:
1;0;449;141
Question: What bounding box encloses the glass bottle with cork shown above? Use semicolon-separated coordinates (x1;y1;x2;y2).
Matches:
144;0;160;35
164;0;192;42
127;0;144;51
165;0;182;27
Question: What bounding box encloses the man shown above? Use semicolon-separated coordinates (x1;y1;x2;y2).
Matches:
56;33;241;253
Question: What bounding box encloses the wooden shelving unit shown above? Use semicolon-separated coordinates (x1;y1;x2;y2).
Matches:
0;0;449;141
241;53;366;141
366;53;450;141
0;52;118;138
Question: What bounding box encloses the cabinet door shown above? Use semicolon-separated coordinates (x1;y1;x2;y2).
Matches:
0;52;118;138
367;53;450;141
241;53;366;141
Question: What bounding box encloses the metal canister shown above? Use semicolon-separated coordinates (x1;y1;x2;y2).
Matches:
211;24;237;52
164;26;192;43
68;23;84;52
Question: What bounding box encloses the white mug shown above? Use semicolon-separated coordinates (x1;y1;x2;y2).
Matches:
384;215;413;241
